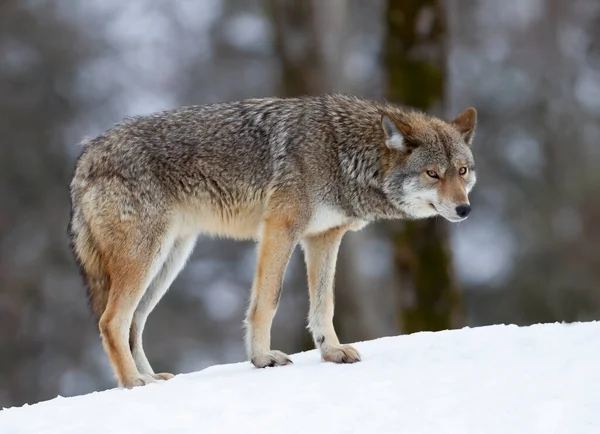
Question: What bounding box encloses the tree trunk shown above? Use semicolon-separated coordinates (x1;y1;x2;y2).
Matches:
384;0;463;333
268;0;328;96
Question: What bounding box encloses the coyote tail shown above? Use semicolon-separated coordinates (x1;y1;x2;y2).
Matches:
68;207;110;323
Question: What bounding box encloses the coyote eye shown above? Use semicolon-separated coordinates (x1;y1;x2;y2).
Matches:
459;167;468;176
426;170;439;179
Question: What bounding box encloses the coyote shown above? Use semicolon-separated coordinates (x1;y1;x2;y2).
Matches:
68;94;477;388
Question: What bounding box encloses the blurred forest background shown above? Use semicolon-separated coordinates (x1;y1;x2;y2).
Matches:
1;0;599;408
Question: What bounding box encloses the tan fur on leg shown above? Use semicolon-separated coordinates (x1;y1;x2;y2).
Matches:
99;257;160;388
302;226;361;364
129;236;197;380
245;210;301;368
95;216;175;388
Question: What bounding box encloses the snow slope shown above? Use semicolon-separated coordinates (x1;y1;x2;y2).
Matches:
2;322;600;434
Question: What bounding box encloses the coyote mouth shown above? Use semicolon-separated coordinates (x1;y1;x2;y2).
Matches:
431;203;468;223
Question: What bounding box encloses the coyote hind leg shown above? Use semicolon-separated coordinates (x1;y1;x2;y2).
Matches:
97;220;175;388
129;235;197;381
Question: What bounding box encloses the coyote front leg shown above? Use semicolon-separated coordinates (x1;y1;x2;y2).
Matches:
302;227;361;363
245;216;298;368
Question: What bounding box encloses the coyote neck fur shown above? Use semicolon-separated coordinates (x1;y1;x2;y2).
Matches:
271;96;406;222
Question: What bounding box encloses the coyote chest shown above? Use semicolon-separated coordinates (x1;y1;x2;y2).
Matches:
306;205;367;235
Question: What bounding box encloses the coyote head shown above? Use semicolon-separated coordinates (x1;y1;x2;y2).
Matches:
380;108;477;222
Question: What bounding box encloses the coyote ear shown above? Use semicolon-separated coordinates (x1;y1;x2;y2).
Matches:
451;107;477;146
381;115;411;152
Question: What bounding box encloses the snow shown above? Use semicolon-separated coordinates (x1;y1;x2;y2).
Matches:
2;322;600;434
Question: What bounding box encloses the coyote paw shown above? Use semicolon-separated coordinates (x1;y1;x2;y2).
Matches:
152;372;175;381
322;344;361;364
121;373;157;389
251;350;293;368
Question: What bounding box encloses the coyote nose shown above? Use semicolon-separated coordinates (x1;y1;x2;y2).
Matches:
455;204;471;218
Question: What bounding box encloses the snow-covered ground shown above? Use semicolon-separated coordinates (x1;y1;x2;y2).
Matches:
2;322;599;434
